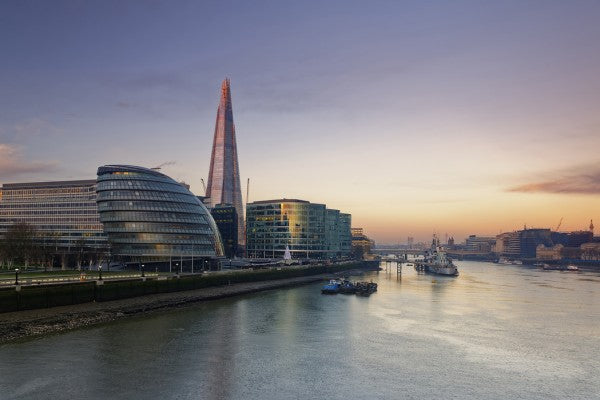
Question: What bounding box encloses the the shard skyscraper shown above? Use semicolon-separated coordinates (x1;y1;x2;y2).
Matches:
206;78;245;246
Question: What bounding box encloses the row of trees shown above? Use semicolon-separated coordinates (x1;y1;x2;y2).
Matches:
0;223;109;270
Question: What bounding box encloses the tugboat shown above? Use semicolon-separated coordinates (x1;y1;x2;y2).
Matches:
321;279;341;294
422;235;459;276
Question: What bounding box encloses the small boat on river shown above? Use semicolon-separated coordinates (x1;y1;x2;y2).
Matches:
321;279;341;294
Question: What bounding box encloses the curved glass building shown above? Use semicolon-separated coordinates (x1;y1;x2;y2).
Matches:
96;165;223;269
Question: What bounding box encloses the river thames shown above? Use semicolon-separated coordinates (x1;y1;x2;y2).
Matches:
1;261;598;399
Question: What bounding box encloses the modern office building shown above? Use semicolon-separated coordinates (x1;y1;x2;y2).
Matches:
246;199;351;259
339;213;352;254
0;180;107;267
210;204;238;258
96;165;224;270
205;78;245;246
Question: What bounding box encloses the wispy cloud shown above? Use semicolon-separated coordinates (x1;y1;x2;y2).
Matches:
0;144;59;180
508;164;600;194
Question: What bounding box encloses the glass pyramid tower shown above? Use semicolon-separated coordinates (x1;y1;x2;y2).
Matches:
206;78;245;246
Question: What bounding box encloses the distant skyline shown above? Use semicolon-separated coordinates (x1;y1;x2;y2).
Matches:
1;0;599;242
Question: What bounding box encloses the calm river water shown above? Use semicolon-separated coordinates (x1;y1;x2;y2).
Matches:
1;261;599;399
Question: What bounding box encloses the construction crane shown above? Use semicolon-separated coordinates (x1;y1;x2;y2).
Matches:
246;178;250;204
555;217;563;232
151;161;175;171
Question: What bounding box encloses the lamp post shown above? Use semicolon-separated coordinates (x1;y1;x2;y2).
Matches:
175;263;179;277
98;265;103;281
15;268;19;286
141;264;145;278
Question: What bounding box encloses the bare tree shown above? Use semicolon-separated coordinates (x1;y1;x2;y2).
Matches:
4;223;38;269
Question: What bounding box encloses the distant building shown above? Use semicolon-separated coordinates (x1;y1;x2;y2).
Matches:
351;227;374;258
465;235;495;253
495;232;520;257
96;165;224;270
581;242;600;260
210;204;238;258
536;244;563;260
0;180;107;268
245;199;351;259
519;229;553;258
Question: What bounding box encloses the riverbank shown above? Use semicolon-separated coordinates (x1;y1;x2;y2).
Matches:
0;271;360;345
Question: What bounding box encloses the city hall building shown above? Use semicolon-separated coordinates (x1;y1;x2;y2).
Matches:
0;166;225;270
96;165;224;270
245;199;351;259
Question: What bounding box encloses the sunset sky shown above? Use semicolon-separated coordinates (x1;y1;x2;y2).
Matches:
1;1;599;243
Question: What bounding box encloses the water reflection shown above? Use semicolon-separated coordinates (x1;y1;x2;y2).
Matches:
1;262;599;400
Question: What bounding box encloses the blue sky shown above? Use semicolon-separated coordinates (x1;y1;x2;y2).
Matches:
1;0;599;242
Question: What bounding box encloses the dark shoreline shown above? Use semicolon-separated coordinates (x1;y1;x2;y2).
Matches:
0;273;349;345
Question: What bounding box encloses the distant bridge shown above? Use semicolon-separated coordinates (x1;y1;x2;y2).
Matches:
372;248;425;256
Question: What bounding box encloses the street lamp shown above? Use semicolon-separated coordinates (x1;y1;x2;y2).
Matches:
14;268;19;286
141;264;145;277
175;263;179;276
98;265;103;280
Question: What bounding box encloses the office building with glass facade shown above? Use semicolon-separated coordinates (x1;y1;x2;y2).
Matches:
96;165;224;270
246;199;352;259
210;204;238;258
0;180;107;267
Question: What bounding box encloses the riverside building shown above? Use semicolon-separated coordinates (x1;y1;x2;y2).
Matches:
96;165;224;270
0;180;107;268
245;199;351;259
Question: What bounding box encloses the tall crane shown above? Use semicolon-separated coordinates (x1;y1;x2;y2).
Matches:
151;161;175;171
555;217;563;232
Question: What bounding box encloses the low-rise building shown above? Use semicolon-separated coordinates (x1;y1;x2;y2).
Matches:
351;227;374;258
536;244;563;260
581;242;600;260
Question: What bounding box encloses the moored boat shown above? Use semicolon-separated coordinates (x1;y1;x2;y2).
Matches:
355;281;377;296
422;236;459;276
321;279;341;294
339;280;357;294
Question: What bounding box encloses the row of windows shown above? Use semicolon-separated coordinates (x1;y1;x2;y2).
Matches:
99;180;190;195
104;224;212;235
0;202;97;209
99;211;207;224
0;210;99;216
0;217;101;225
97;190;199;204
109;235;215;245
112;244;216;256
0;224;104;232
1;187;95;196
97;200;200;214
